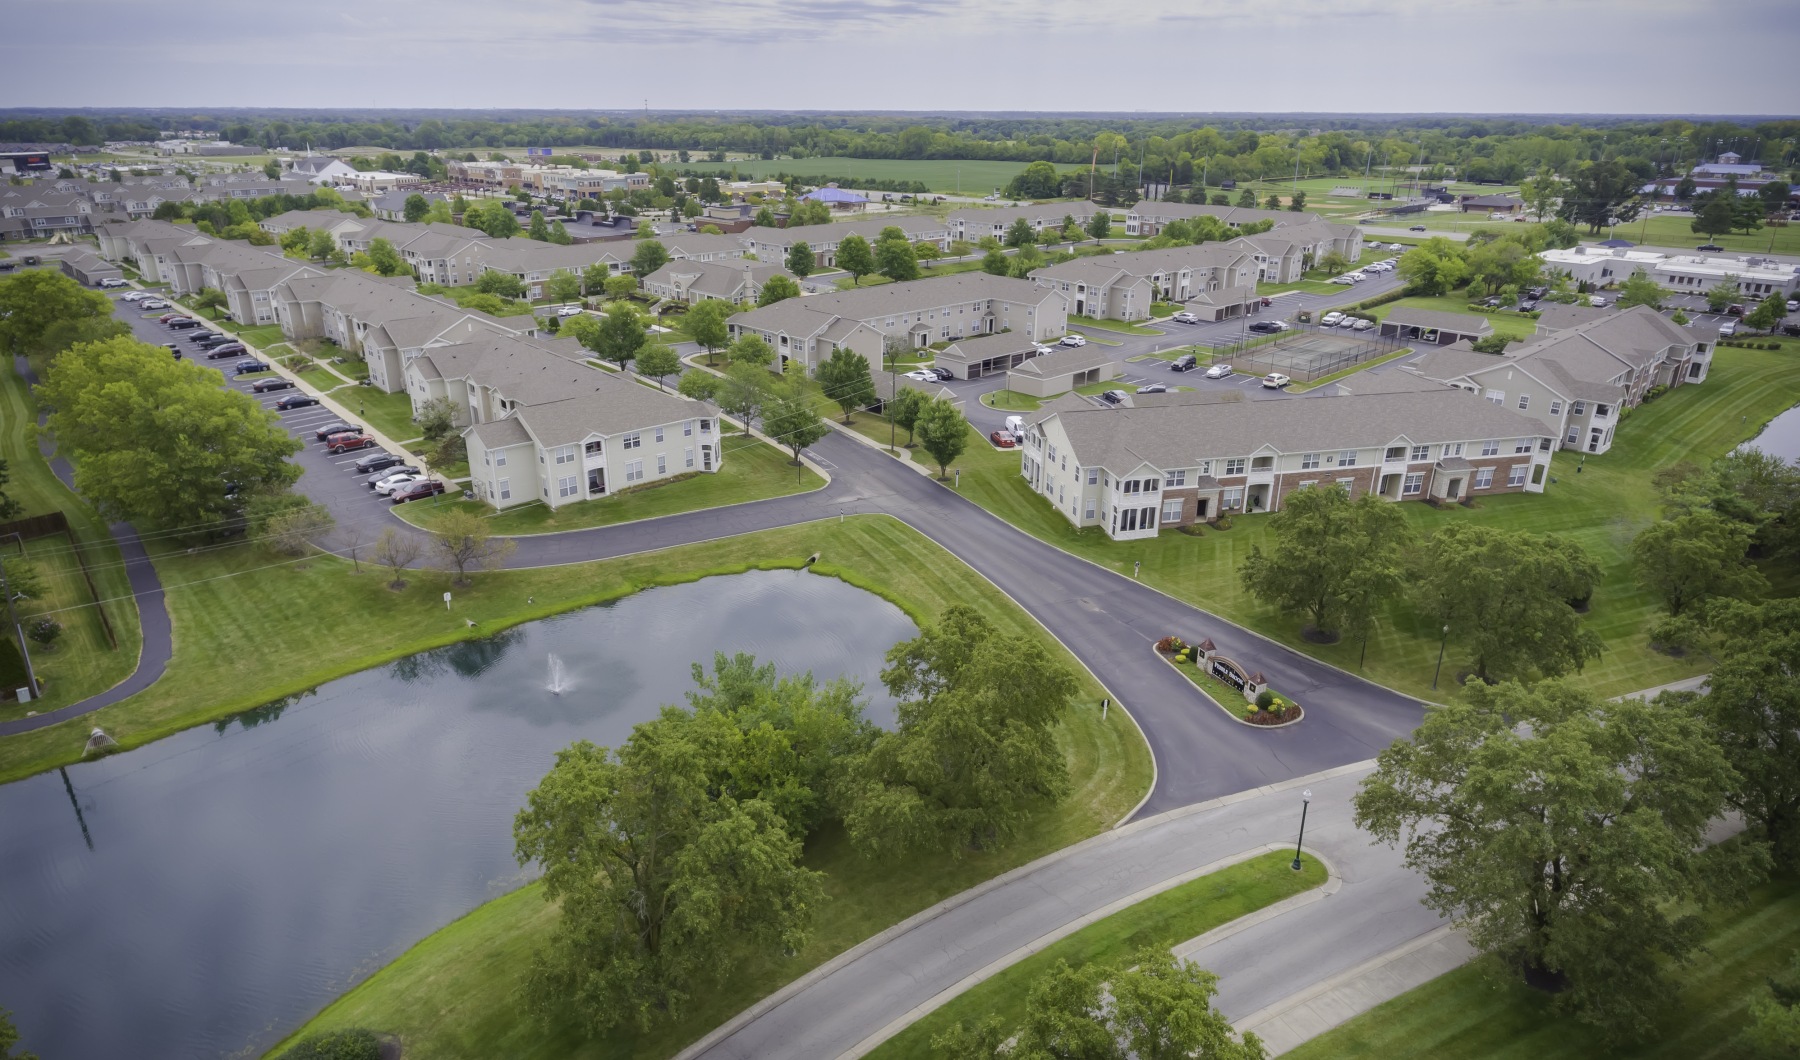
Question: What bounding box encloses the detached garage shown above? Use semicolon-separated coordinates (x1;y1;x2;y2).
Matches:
59;248;122;287
935;332;1041;380
1006;347;1118;398
1380;307;1493;347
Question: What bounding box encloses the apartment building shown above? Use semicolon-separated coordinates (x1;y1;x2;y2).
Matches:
1397;305;1712;456
946;203;1100;244
1125;202;1329;237
727;272;1068;371
1023;388;1553;540
738;216;950;267
1029;243;1258;321
405;335;721;510
1225;220;1364;282
640;258;797;306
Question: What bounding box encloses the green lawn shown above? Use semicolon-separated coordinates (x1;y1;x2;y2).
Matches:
337;388;421;443
1070;315;1160;336
949;346;1798;701
218;322;288;349
1370;294;1539;342
260;515;1152;1060
872;851;1325;1060
0;344;143;722
395;437;823;535
981;390;1042;412
297;366;348;393
1284;877;1800;1060
1615;214;1800;256
1259;279;1343;296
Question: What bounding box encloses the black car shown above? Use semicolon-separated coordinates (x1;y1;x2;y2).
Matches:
167;319;204;331
315;421;361;441
1169;354;1197;372
928;366;954;382
190;331;228;343
1696;243;1724;252
355;452;409;475
275;394;320;410
1784;324;1800;338
1247;321;1283;334
235;360;270;374
251;378;294;393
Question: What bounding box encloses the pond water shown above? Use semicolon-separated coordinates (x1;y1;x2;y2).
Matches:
0;570;916;1060
1744;402;1800;463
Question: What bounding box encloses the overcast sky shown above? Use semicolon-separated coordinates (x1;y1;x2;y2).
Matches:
5;0;1797;114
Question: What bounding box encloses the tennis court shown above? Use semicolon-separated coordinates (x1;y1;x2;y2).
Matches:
1234;328;1402;382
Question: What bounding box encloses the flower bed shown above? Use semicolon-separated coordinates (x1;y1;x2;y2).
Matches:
1153;637;1303;728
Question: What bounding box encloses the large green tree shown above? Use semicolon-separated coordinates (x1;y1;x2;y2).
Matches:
513;717;824;1035
1613;269;1663;310
1354;680;1757;1039
875;236;920;281
365;237;404;277
716;363;771;433
630;239;670;277
1747;291;1789;333
1239;484;1412;641
545;269;582;307
1699;600;1800;870
842;606;1073;858
836;234;875;286
0;271;115;360
785;241;814;278
593;301;648;369
913;395;968;479
1395;238;1469;296
684;298;732;362
402;193;430;223
38;337;302;529
757;274;801;306
1692;195;1737;242
815;347;877;423
1559;160;1641;234
1411;524;1602;683
935;948;1266;1060
886;386;926;447
1003;217;1036;248
634;341;682;390
759;380;828;471
0;460;22;521
1632;509;1765;617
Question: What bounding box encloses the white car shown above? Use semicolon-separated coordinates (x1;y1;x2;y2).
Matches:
120;291;149;302
1329;276;1358;286
1719;320;1739;337
1261;372;1292;389
903;369;937;382
556;305;583;317
1351;317;1374;331
1059;334;1088;347
373;471;426;495
1320;311;1345;327
1387;243;1406;250
98;278;127;288
140;299;169;309
1171;311;1200;324
1787;300;1798;312
1204;363;1233;379
1032;342;1054;355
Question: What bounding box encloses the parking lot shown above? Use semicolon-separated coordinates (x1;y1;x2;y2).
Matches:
108;293;427;536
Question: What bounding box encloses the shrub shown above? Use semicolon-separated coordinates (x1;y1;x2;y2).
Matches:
1255;689;1275;710
283;1029;383;1060
1177;523;1206;537
1212;515;1233;531
27;618;61;649
1155;635;1187;653
1643;384;1669;403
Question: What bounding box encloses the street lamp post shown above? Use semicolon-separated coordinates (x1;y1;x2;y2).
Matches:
1291;789;1313;871
1432;623;1450;690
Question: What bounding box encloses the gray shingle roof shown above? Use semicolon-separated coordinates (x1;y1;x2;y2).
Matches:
1385;307;1495;336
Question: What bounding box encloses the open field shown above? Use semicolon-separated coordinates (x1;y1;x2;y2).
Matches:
395;436;823;535
263;515;1151;1060
948;346;1798;702
0;361;142;722
1285;877;1800;1060
665;157;1085;195
871;851;1326;1060
1612;214;1800;256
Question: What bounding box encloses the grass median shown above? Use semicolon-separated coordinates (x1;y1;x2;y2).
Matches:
871;850;1326;1060
950;346;1795;700
1283;877;1800;1060
257;514;1151;1059
394;436;822;535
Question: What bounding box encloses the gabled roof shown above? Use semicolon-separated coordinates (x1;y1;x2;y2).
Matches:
1011;346;1113;378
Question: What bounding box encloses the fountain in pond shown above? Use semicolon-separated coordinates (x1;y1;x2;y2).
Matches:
546;653;569;696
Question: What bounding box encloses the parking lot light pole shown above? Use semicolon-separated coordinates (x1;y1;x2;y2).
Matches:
1432;623;1450;690
1291;789;1312;871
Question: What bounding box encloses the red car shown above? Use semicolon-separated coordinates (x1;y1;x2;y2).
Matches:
989;430;1017;449
390;479;446;504
326;435;377;454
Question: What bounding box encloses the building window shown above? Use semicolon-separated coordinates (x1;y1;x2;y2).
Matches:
1385;446;1407;462
655;426;664;443
585;440;603;456
1086;468;1098;485
1225;458;1246;476
1300;453;1320;470
1164;470;1186;488
1474;467;1494;489
625;460;645;482
554;445;576;464
1514;439;1533;454
1480;440;1499;456
1549;400;1563;415
623;432;641;450
1403;472;1424;495
700;419;712;433
657;454;667;475
1572;401;1586;416
1596;404;1611;417
557;475;578;498
1517;394;1530;411
1337;451;1357;467
1446;442;1464;457
1222;487;1245;510
684;421;693;437
1508;464;1527;487
494;451;507;467
1161;497;1184;522
1085;500;1096;520
498;478;511;500
1484;388;1504;405
685;447;695;469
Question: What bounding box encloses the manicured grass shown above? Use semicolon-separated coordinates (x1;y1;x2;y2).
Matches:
1370;294;1539;342
667;157;1085;195
297;366;348;393
981;389;1042;412
952;346;1797;701
872;851;1326;1060
258;515;1152;1059
337;388;421;443
0;353;143;722
1259;279;1343;296
219;322;288;349
1283;877;1800;1060
396;437;823;535
1070;314;1160;336
1612;214;1800;256
918;260;984;279
837;274;896;290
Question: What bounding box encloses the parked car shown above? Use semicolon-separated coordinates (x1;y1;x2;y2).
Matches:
1727;303;1746;317
234;360;270;374
121;291;149;302
1059;333;1087;347
902;369;936;382
370;469;425;494
1261;372;1292;389
391;479;447;504
1482;296;1503;308
327;435;378;454
1589;296;1610;308
1719;320;1739;337
251;377;294;393
191;331;231;345
1408;225;1427;232
556;304;583;317
365;463;417;486
157;312;187;323
1248;320;1290;334
988;431;1017;449
1099;389;1128;404
140;299;170;310
1329;275;1358;285
315;421;361;441
168;319;204;331
275;394;320;410
928;367;954;382
1136;382;1168;394
205;344;246;358
1204;363;1233;379
1031;342;1054;355
1351;318;1374;331
1320;311;1345;327
1169;354;1198;372
1386;242;1406;250
1696;243;1724;252
1260;297;1273;307
1171;311;1200;324
98;278;127;288
1783;324;1800;337
1787;300;1798;313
